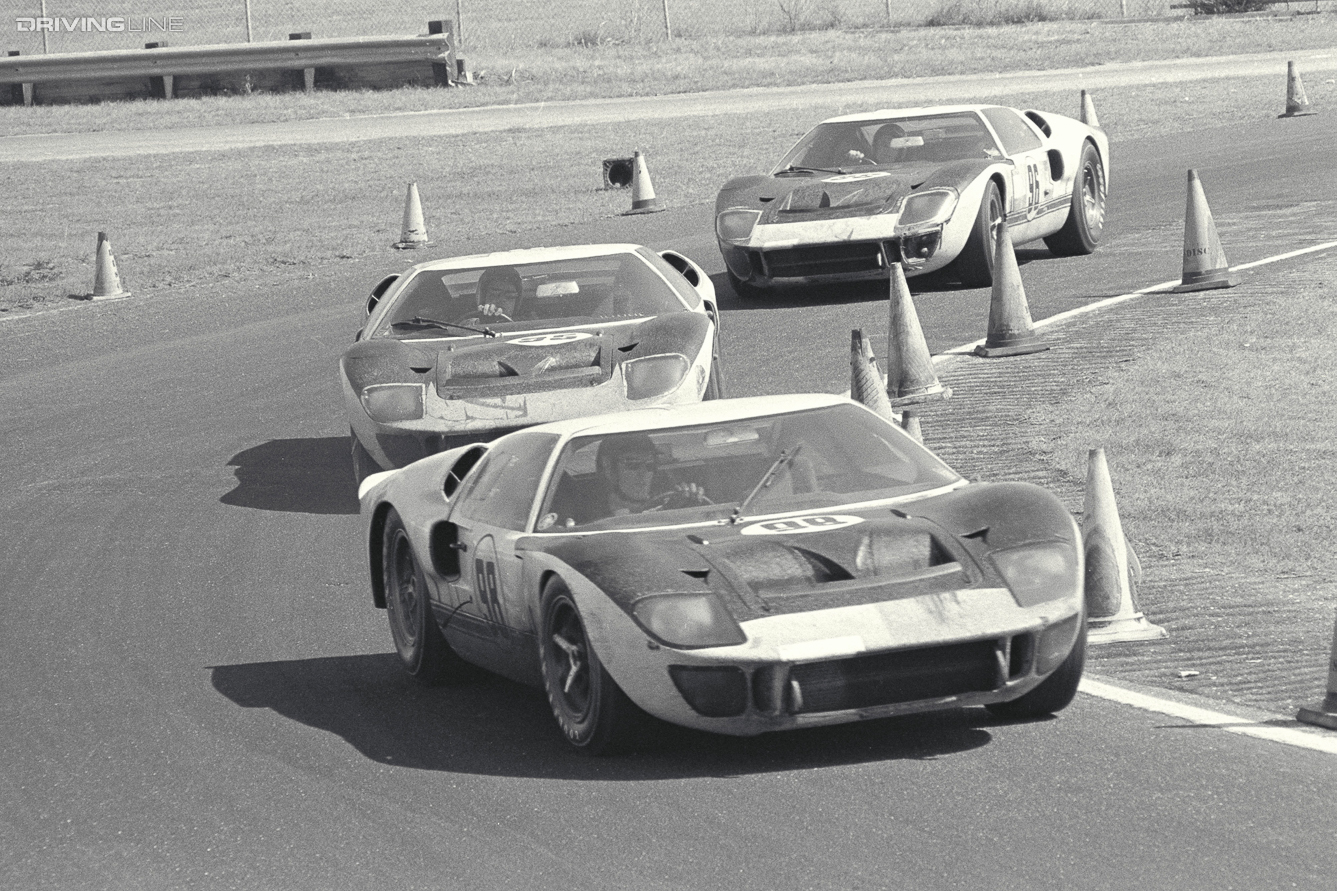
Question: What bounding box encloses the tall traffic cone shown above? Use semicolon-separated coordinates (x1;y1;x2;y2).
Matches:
1080;90;1100;128
886;262;951;408
1297;614;1337;730
850;329;895;421
393;182;432;249
1279;61;1316;119
1083;447;1167;644
622;151;665;215
87;231;130;300
1172;169;1237;292
975;225;1048;357
900;411;923;443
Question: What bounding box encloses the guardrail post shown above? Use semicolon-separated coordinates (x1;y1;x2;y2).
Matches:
144;41;174;99
288;32;315;92
7;51;34;106
426;20;457;87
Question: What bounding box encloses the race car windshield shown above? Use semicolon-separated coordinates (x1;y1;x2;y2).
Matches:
775;112;1001;171
371;251;693;339
534;404;963;533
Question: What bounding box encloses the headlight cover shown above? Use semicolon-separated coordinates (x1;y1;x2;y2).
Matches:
361;383;425;422
894;188;959;232
624;354;690;400
716;208;762;243
632;593;747;649
991;541;1079;608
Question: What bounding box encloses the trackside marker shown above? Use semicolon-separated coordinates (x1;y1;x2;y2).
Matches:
1080;677;1337;756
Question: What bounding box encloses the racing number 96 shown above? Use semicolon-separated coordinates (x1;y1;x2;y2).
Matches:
474;558;505;627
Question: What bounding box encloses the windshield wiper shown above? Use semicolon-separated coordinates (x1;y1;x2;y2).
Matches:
777;164;846;176
731;443;803;525
391;316;496;338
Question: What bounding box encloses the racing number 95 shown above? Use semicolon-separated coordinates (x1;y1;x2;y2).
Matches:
474;558;505;627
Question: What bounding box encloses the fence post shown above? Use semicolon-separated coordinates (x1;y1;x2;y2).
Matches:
427;19;459;86
662;0;673;39
288;32;315;92
145;41;173;99
7;51;34;106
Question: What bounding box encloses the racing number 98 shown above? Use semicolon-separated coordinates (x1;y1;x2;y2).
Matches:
1026;162;1041;210
474;558;504;627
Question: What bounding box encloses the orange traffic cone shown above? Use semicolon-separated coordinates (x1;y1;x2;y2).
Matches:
1083;447;1167;644
88;231;130;300
623;151;665;215
850;329;895;421
393;182;432;249
886;262;950;408
1080;90;1100;128
975;225;1048;357
1172;169;1236;292
1297;614;1337;729
1279;61;1316;119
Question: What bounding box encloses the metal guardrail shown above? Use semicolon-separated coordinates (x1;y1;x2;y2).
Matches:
1;27;457;105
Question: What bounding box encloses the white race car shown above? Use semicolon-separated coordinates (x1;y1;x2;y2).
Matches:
715;103;1109;294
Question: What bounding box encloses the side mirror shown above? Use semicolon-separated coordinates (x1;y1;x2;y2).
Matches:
366;273;401;316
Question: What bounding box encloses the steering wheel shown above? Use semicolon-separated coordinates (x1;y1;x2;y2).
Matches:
460;311;512;325
648;487;714;510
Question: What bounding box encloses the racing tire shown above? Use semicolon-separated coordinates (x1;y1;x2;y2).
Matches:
954;179;1004;288
726;270;763;301
704;358;725;400
351;432;381;487
383;508;466;684
986;620;1087;720
538;577;645;755
1044;142;1105;257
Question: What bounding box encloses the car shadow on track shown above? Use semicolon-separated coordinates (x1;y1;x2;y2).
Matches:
221;436;359;515
211;653;994;779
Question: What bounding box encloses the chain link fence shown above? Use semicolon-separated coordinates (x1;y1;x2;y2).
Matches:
1;0;1325;54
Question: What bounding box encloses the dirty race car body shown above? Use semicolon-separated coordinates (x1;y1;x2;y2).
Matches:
715;104;1110;294
341;244;722;479
359;395;1086;754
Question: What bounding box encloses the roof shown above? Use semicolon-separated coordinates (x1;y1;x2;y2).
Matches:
406;243;647;274
518;393;857;439
818;104;999;125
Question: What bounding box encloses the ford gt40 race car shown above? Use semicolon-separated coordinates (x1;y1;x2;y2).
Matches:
715;103;1109;295
359;393;1086;755
341;244;723;481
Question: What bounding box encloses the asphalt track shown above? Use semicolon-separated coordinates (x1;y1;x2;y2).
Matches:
3;56;1337;891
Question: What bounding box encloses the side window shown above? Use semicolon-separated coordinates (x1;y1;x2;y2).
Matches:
981;108;1043;155
451;432;560;531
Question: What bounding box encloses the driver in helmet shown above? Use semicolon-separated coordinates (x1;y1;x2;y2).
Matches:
473;266;523;320
593;433;709;519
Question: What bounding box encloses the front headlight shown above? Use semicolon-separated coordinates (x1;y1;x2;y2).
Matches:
624;354;689;400
632;593;747;649
716;208;762;243
361;383;425;422
895;188;959;231
992;541;1079;607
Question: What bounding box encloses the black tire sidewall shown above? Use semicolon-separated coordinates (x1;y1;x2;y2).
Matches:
383;510;427;675
539;579;607;749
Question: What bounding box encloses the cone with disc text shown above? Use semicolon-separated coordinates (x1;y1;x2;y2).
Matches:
975;224;1048;357
1080;90;1100;128
886;262;950;409
1083;447;1167;644
393;182;431;249
1279;61;1316;118
1172;169;1236;292
88;231;130;300
623;151;665;215
1296;615;1337;730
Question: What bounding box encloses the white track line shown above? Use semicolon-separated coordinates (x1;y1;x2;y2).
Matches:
1080;677;1337;755
938;239;1337;357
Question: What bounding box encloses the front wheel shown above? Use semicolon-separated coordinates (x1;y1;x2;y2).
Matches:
351;432;382;486
726;270;763;301
538;577;644;755
1044;142;1105;257
383;508;466;684
986;620;1087;720
954;179;1004;288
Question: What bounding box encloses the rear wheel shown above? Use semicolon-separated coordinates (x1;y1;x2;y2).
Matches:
955;179;1004;288
383;508;465;683
538;577;644;755
1044;142;1105;256
986;621;1087;719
